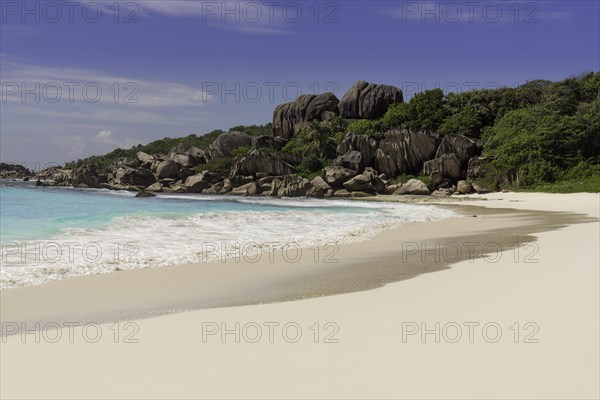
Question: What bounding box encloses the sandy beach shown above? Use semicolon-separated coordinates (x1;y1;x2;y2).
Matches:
1;192;598;399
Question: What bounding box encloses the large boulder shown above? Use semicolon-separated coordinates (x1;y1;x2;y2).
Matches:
170;153;201;168
375;129;440;177
343;169;385;193
116;167;156;187
306;176;331;198
156;160;180;179
435;134;479;167
136;151;155;164
423;154;462;182
205;131;252;161
323;166;359;189
71;165;101;188
230;150;297;177
253;135;287;151
184;173;212;193
332;150;363;172
336;133;378;167
393;179;430;195
270;175;312;197
338;80;403;120
272;93;339;139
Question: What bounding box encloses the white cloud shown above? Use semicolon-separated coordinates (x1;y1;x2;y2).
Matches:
96;130;114;144
0;55;213;107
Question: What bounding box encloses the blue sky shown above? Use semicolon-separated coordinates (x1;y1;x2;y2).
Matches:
1;0;598;168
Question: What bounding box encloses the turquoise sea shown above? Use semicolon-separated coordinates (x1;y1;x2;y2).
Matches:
0;181;455;288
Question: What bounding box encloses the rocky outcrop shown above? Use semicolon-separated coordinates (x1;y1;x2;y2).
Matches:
343;168;385;193
324;166;359;189
306;176;331;198
336;133;378;167
230;150;297;177
253;135;287;151
375;129;440;177
456;180;473;194
156;160;180;179
205;131;252;161
423;154;462;182
272;93;339;139
184;173;212;193
0;163;33;180
435;134;479;167
71;165;102;188
393;179;430;195
136;151;156;165
332;150;364;172
116;167;156;187
338;80;403;119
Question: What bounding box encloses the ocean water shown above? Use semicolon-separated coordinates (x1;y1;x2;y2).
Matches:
0;181;456;288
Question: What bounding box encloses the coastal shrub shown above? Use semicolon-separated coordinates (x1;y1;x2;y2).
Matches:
299;154;324;173
347;119;382;138
197;157;233;172
282;121;338;158
232;146;250;157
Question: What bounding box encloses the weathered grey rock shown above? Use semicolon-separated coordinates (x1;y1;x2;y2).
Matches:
435;134;479;167
343;169;385;193
457;180;473;194
231;150;296;177
136;151;155;164
205;131;252;161
171;153;200;168
184;174;212;193
156;160;180;179
338;80;403;119
253;135;287;151
336;133;379;167
178;168;195;181
393;179;430;195
163;181;185;193
432;188;454;197
273;93;339;139
71;165;101;188
375;129;440;177
423;154;462;182
306;176;331;198
323;166;359;188
225;175;254;188
145;182;163;192
116;167;156;187
382;184;400;195
229;181;262;196
332;150;364;172
135;190;156;198
333;189;352;198
466;156;503;193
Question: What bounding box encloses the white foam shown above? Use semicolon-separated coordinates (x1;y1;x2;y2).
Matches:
0;200;456;288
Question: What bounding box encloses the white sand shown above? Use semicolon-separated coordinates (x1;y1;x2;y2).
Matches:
1;192;598;399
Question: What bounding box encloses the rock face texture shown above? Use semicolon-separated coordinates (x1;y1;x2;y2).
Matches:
375;129;440;177
423;154;462;181
71;165;102;188
338;80;403;119
324;166;359;189
272;93;339;139
116;167;156;187
205;131;252;161
435;134;479;167
393;179;430;195
230;150;297;177
336;133;378;168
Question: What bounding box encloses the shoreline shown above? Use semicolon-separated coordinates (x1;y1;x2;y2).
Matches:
1;195;594;326
1;192;598;399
